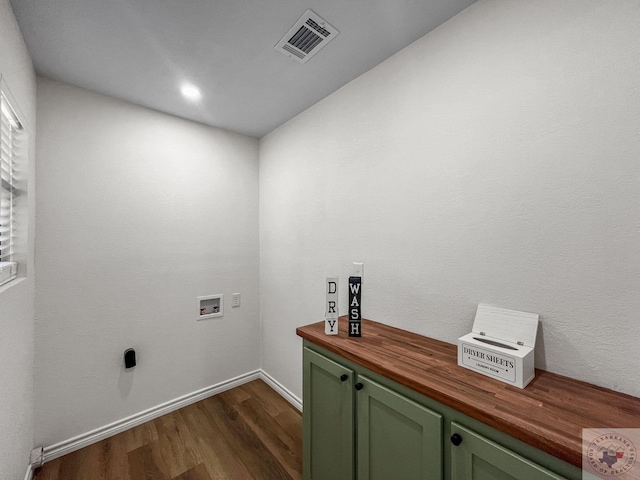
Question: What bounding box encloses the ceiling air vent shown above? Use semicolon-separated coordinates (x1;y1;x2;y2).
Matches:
275;10;339;64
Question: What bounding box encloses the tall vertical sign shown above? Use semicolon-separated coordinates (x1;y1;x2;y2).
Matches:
348;276;362;337
325;276;339;335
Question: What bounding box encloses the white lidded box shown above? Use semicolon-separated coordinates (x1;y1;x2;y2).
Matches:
458;304;539;389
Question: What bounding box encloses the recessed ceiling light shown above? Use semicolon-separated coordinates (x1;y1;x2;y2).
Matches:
180;84;201;101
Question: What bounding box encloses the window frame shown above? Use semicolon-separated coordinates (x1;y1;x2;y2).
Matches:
0;77;25;288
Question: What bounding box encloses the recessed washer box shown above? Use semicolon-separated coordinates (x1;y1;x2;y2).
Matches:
198;294;223;319
458;304;539;389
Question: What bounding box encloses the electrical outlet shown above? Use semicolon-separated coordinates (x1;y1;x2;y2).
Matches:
232;293;241;307
353;262;364;281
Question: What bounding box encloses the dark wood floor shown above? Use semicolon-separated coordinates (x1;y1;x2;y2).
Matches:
34;379;302;480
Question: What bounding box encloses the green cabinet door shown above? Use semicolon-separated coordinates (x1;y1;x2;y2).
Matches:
356;376;443;480
303;347;354;480
450;423;568;480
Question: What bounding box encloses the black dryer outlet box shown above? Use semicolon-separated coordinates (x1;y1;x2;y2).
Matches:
124;348;136;369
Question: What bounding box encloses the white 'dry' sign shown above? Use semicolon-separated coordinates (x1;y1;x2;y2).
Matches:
325;276;339;335
458;304;539;389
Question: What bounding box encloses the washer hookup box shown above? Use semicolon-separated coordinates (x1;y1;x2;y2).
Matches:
458;304;539;389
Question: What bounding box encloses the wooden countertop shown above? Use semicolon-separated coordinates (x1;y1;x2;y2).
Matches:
296;317;640;468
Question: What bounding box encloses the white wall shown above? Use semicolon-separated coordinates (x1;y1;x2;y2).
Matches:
0;0;36;478
35;78;260;446
260;0;640;398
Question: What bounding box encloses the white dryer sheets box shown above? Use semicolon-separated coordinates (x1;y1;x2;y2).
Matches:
458;304;539;389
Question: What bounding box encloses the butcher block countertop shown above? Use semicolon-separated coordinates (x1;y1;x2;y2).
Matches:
296;317;640;468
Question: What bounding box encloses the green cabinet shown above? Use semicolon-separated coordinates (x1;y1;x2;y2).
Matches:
303;343;578;480
450;423;566;480
303;347;354;480
303;348;443;480
357;376;443;480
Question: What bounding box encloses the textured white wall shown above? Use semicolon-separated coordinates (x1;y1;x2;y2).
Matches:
260;0;640;398
35;78;260;446
0;0;36;478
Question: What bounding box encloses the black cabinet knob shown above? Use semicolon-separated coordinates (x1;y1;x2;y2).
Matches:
355;382;364;391
450;433;463;446
340;374;348;382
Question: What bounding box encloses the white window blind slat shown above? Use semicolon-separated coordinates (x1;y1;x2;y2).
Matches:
1;154;11;164
0;247;11;260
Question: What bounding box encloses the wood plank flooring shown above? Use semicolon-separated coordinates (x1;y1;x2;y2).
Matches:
34;379;302;480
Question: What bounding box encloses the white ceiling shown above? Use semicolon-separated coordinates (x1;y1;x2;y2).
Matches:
10;0;476;138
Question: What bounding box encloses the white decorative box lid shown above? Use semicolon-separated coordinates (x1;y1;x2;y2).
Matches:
471;304;539;348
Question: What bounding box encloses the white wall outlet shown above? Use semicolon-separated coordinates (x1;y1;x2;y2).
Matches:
232;293;241;307
353;262;364;281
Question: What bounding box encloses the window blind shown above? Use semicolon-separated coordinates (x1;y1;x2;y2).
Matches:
0;91;21;285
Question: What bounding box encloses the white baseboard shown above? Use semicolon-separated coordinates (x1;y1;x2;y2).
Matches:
43;369;261;463
259;370;302;412
23;464;33;480
40;369;302;464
